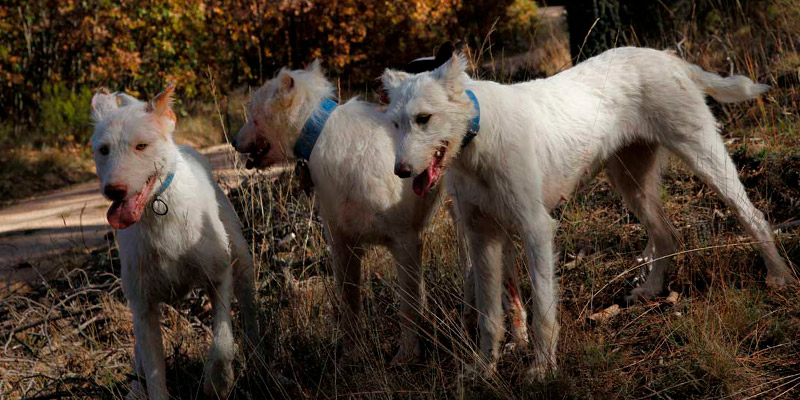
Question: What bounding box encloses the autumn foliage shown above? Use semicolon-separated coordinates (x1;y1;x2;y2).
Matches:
0;0;543;145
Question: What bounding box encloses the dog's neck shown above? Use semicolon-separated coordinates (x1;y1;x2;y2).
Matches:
293;97;338;162
290;86;337;162
139;147;183;226
451;87;491;175
288;85;336;156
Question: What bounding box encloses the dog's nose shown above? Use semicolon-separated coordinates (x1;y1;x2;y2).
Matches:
394;162;412;178
104;183;128;201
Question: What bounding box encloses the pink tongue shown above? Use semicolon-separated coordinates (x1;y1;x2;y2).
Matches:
107;199;144;230
412;171;430;197
412;158;438;197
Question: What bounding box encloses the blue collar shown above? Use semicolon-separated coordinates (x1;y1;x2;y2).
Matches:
294;97;338;161
462;89;480;148
154;170;175;197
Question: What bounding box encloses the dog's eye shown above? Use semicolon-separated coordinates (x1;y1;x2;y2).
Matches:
415;113;432;125
135;143;148;151
98;146;109;156
393;121;399;129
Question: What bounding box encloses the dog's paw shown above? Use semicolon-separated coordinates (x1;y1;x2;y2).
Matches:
766;271;798;288
502;341;529;356
524;361;557;383
390;336;422;366
625;285;660;304
459;360;498;382
125;381;147;400
203;358;234;399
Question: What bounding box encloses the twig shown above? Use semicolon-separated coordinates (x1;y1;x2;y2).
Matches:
775;220;800;232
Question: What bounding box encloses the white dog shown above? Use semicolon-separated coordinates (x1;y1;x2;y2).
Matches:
381;46;797;378
233;61;529;363
90;85;258;399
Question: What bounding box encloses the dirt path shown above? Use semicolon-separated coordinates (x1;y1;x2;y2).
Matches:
0;145;263;276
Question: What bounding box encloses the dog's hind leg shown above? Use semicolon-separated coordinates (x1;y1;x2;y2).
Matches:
389;233;425;364
219;188;260;354
633;239;656;284
231;237;260;356
667;119;796;287
606;141;679;302
204;266;236;398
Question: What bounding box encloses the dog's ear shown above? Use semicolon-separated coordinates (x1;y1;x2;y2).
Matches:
116;93;141;107
277;69;295;98
91;89;117;122
146;83;177;122
306;59;322;74
381;69;410;97
433;53;467;96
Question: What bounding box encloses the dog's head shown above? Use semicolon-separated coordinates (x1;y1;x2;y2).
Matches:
234;60;334;169
382;54;474;197
90;84;179;229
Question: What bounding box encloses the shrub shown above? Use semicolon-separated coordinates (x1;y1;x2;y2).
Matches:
37;83;93;147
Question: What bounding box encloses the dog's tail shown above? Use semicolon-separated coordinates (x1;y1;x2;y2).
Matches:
687;64;769;103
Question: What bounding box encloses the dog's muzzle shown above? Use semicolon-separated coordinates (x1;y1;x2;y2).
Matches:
394;162;412;178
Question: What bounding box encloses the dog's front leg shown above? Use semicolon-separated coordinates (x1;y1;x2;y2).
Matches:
447;198;478;341
327;227;365;356
389;233;425;365
204;269;235;398
231;242;260;355
463;209;505;377
501;239;529;348
131;303;168;400
521;206;559;381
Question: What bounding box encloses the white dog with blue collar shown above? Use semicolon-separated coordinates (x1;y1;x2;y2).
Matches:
382;47;796;380
90;84;259;399
233;60;531;365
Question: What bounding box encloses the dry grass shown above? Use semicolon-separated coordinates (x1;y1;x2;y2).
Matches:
2;3;800;399
2;156;798;398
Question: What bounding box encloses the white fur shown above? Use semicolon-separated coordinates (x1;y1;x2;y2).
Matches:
382;46;796;379
90;87;258;399
234;63;529;363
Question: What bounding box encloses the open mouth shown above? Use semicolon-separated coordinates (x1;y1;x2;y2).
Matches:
245;142;271;170
106;175;157;230
412;142;448;197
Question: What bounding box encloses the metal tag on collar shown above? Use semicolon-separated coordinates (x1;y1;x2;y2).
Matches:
150;171;175;216
151;196;169;216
